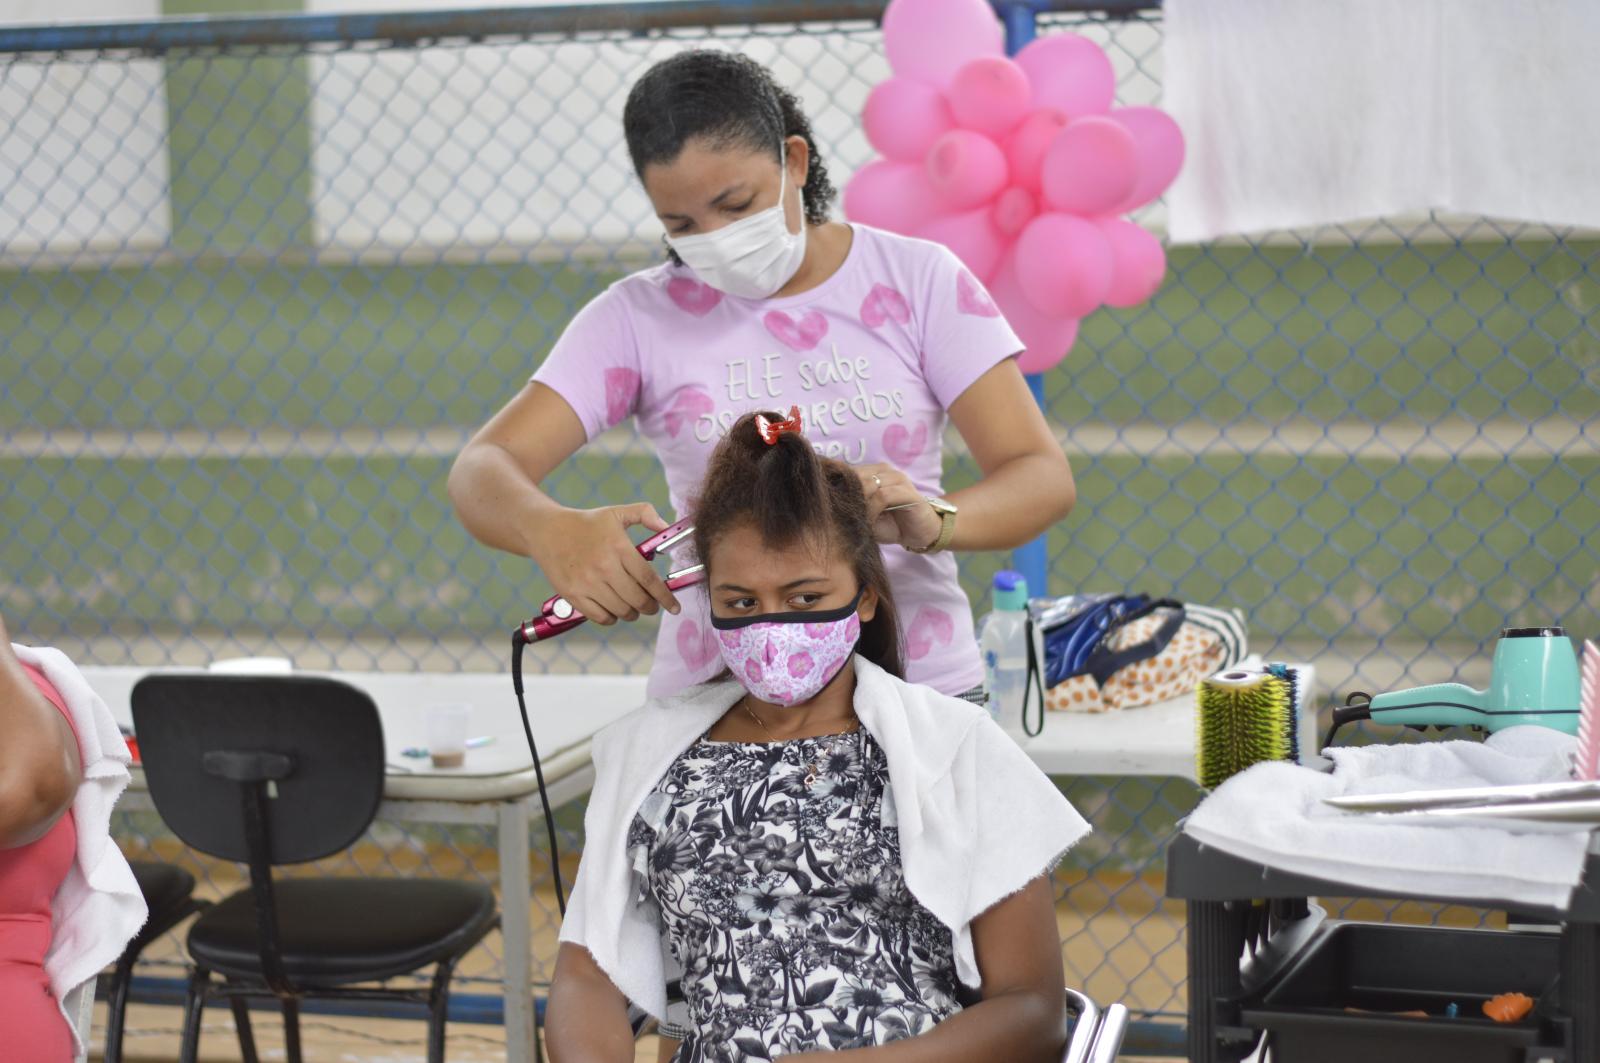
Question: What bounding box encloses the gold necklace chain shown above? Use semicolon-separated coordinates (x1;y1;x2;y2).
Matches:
740;696;860;789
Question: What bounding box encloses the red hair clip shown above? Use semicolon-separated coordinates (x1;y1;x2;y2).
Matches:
756;406;804;445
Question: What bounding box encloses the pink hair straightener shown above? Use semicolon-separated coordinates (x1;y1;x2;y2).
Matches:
515;517;705;645
510;516;702;915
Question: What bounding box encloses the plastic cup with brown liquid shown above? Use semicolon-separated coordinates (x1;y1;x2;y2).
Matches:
427;703;471;769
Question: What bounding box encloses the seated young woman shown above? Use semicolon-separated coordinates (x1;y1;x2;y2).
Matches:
546;410;1089;1062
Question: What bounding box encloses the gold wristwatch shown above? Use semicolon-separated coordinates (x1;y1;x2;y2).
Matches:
908;496;958;554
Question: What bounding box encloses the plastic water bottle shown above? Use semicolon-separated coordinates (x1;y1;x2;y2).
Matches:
978;571;1030;737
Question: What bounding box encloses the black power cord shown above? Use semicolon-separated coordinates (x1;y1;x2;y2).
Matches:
1322;691;1371;751
511;633;566;915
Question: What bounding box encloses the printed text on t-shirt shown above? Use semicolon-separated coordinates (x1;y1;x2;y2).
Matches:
696;343;909;462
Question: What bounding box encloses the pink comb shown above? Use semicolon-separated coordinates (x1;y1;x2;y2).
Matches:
1574;640;1599;781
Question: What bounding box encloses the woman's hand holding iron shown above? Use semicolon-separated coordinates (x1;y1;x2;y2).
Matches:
529;504;681;626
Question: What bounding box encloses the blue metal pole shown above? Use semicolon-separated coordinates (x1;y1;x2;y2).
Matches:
1000;1;1051;599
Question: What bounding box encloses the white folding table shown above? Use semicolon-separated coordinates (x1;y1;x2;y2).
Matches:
1015;659;1317;781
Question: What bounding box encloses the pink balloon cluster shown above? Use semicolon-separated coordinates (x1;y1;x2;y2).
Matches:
845;0;1184;372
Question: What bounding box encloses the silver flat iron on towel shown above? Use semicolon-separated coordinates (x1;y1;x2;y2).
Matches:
1324;780;1600;832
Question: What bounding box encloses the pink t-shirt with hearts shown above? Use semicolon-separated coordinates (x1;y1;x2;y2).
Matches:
532;224;1023;698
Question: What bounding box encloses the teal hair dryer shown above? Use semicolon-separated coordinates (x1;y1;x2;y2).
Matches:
1333;627;1581;740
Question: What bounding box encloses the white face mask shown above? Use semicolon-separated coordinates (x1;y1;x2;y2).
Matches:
665;146;807;300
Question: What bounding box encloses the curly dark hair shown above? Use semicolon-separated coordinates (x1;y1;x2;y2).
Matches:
623;50;839;233
691;412;904;680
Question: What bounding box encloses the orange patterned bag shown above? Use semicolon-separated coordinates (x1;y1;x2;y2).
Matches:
1046;604;1248;713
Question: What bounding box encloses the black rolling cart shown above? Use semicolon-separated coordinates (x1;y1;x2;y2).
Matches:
1167;831;1600;1063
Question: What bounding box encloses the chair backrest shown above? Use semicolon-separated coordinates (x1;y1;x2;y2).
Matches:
132;674;385;865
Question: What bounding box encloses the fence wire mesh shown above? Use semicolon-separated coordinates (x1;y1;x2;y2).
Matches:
3;0;1596;1053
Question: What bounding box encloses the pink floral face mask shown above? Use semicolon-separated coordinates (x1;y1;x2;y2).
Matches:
712;590;864;707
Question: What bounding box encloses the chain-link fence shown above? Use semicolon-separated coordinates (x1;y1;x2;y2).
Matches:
3;0;1597;1055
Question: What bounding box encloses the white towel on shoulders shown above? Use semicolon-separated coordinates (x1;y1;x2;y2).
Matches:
1185;725;1591;910
1164;0;1600;242
560;655;1091;1019
12;644;148;1061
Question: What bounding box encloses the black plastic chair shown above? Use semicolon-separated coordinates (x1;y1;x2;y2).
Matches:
131;674;500;1063
100;860;210;1063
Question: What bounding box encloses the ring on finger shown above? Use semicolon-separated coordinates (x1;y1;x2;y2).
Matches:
871;474;882;490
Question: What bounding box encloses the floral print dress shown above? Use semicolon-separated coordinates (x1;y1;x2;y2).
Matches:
626;728;962;1060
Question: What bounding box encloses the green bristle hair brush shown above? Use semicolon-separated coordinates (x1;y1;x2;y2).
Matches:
1195;665;1300;790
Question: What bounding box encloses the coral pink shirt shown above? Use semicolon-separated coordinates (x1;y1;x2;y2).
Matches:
0;664;78;1063
533;225;1022;698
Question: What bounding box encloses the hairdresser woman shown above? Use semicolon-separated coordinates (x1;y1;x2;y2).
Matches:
450;50;1075;701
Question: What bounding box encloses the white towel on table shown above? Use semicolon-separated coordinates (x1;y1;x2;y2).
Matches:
1163;0;1600;243
1185;725;1592;910
12;644;148;1061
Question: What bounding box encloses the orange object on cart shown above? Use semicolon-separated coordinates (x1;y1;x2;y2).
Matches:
1481;992;1534;1023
